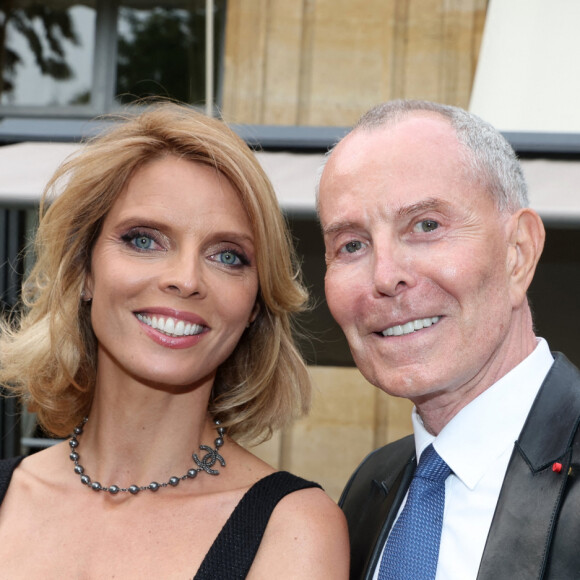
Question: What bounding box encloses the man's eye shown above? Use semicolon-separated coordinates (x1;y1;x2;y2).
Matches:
414;220;439;233
341;240;364;254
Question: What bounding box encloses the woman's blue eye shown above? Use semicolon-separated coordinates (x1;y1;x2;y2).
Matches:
133;235;154;249
121;231;160;250
218;251;242;266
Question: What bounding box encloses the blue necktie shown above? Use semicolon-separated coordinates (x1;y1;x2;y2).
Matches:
378;444;451;580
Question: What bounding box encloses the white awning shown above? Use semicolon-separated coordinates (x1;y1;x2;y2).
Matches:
0;142;325;213
517;159;580;224
0;142;579;224
0;142;82;206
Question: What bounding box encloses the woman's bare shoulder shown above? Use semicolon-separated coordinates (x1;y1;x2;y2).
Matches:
248;483;350;579
4;443;69;490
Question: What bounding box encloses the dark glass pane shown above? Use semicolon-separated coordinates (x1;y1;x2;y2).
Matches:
115;0;226;106
0;1;96;107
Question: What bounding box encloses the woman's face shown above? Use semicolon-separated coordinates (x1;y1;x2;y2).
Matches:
85;156;259;390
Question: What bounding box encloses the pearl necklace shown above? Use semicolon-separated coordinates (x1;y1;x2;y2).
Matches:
68;417;226;495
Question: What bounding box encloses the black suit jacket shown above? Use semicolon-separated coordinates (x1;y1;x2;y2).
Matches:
339;353;580;579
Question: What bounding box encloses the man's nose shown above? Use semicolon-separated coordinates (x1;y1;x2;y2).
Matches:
372;241;416;298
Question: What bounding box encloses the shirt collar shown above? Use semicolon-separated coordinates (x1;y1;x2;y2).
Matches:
412;338;554;489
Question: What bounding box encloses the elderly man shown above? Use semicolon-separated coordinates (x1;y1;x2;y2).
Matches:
318;100;580;580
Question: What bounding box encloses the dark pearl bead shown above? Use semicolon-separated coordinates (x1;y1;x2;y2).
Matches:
215;438;224;447
169;476;180;486
69;438;78;448
80;475;91;485
74;465;84;474
128;485;140;495
69;452;79;461
91;482;102;491
73;426;83;435
149;482;160;491
187;469;198;478
109;485;120;494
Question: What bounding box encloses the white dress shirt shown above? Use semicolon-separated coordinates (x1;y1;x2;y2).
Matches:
372;338;554;580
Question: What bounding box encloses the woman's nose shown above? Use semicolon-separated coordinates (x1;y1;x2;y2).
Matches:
160;252;207;298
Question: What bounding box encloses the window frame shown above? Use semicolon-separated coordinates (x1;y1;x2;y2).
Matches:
0;0;224;118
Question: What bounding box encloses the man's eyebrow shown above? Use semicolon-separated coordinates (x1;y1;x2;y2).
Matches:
321;220;361;237
322;197;451;236
396;197;451;218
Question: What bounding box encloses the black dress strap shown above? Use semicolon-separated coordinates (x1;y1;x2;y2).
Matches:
0;456;24;506
194;470;322;580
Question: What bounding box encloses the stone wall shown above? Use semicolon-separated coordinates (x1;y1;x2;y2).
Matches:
252;366;414;501
222;0;487;126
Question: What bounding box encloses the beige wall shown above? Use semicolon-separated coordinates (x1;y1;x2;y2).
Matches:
222;0;487;126
251;366;414;501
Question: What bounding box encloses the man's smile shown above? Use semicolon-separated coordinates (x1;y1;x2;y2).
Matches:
380;316;441;337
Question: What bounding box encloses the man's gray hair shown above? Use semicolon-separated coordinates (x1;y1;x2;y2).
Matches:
317;99;528;213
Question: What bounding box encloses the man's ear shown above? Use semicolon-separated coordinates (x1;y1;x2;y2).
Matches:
506;208;545;308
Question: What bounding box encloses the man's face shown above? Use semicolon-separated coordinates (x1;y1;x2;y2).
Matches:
319;114;521;408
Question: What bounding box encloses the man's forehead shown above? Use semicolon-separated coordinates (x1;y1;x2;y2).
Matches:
318;112;493;230
321;113;462;192
336;113;457;158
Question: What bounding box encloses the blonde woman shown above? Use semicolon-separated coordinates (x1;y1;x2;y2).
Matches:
0;103;349;579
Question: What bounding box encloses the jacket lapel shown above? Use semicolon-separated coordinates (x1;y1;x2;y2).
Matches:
340;435;415;580
477;353;580;579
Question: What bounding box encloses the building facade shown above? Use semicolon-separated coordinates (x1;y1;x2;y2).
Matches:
1;0;579;499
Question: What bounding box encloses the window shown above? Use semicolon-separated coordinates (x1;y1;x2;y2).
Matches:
0;0;96;110
0;0;226;116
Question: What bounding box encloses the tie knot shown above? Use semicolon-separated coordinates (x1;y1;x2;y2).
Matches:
415;444;450;483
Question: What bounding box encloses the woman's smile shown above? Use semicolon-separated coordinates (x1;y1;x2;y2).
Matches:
135;313;206;338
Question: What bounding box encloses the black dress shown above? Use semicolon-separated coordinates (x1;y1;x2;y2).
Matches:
0;457;321;579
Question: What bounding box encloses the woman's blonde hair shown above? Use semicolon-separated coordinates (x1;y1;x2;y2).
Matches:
0;102;311;442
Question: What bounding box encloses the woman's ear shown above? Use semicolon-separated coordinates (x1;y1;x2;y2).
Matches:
248;301;260;326
506;208;545;308
82;273;94;302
